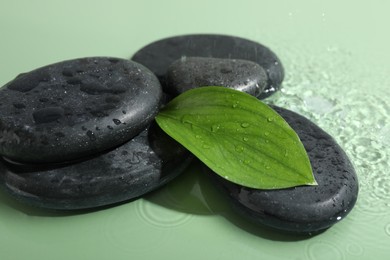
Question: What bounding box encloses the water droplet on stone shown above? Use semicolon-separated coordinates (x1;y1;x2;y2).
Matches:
108;58;120;64
105;96;121;103
54;132;65;138
220;68;232;74
66;77;82;85
80;82;126;95
113;119;121;125
62;69;73;77
86;130;96;141
32;107;64;124
13;103;26;109
39;98;49;103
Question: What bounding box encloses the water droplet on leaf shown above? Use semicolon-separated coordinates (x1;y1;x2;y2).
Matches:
211;124;220;132
235;145;244;153
241;122;250;128
202;144;211;149
181;115;193;125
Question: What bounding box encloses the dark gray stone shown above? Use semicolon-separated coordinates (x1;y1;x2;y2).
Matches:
206;106;359;233
166;57;268;97
0;124;192;210
131;34;284;98
0;57;162;163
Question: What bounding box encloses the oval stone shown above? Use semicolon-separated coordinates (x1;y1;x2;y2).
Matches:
0;124;192;210
131;34;284;98
206;106;359;233
166;57;268;97
0;57;162;163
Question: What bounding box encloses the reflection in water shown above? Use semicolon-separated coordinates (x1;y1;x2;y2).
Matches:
143;159;229;215
144;159;317;241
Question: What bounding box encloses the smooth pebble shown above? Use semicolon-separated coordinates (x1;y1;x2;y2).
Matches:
206;106;359;233
0;124;192;210
132;34;284;98
166;57;267;97
0;57;162;163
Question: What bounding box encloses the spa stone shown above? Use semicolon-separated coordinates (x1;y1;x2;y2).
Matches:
0;57;162;163
206;106;358;233
0;124;192;210
166;57;268;97
131;34;284;98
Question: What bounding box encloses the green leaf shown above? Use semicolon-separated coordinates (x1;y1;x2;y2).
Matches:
155;87;317;189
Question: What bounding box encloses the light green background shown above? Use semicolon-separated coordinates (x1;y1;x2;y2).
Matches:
0;0;389;259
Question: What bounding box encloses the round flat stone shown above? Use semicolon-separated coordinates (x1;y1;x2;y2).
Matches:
0;124;192;210
131;34;284;98
166;57;268;97
206;106;359;233
0;57;162;163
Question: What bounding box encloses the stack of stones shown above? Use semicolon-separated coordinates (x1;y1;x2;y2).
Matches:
0;34;358;233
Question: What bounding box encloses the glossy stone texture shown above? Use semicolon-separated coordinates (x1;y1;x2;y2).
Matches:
131;34;284;98
166;57;268;97
0;57;162;163
206;106;359;233
0;124;192;210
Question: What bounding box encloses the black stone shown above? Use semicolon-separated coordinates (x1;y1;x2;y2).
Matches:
0;57;162;163
131;34;284;98
166;57;268;97
206;106;358;233
0;124;192;210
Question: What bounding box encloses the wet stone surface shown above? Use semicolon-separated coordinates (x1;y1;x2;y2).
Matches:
166;57;268;97
0;124;192;210
206;106;359;233
131;34;284;98
0;57;162;163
